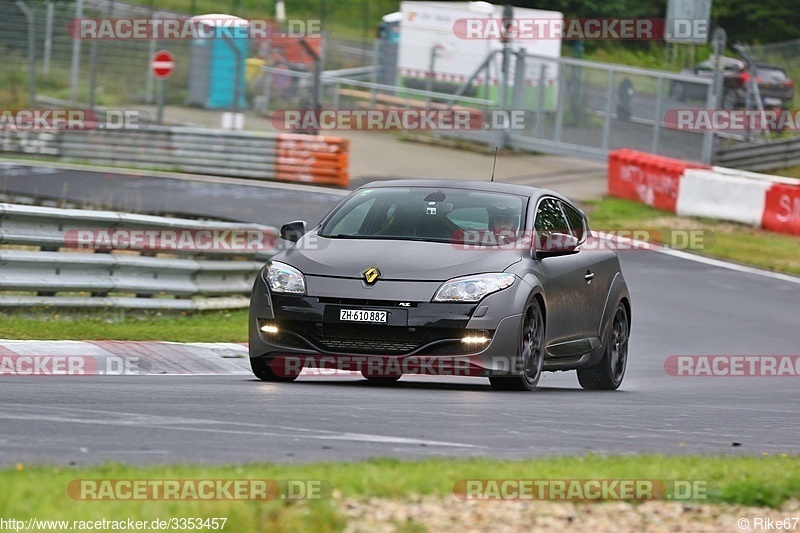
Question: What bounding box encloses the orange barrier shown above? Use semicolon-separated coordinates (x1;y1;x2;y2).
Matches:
762;183;800;236
608;149;710;212
275;134;350;187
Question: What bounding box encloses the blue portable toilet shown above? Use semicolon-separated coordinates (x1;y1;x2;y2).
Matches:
187;14;248;110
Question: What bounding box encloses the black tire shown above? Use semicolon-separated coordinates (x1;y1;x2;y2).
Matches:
361;372;402;384
489;300;545;391
250;356;299;382
671;82;686;102
722;90;737;110
577;302;629;390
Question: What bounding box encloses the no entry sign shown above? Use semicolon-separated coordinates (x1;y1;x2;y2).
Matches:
151;50;175;80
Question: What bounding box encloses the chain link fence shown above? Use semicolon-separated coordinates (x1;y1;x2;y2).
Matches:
0;0;378;110
5;0;798;166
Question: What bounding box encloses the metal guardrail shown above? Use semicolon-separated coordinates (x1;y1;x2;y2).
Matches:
714;136;800;172
0;126;350;187
0;203;277;310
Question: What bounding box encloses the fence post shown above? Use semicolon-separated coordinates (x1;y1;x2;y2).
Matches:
701;83;716;164
69;0;83;103
601;70;616;151
43;1;54;74
15;1;36;107
554;61;568;142
534;64;546;139
651;76;664;155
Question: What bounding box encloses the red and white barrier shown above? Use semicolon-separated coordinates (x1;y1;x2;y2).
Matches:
608;150;800;236
676;169;772;227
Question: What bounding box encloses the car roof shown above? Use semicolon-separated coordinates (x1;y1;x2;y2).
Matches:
754;62;787;71
356;179;571;203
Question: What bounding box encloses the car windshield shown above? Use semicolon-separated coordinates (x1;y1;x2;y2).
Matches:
319;187;527;245
755;66;788;83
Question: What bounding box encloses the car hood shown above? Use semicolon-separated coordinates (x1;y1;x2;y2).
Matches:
277;233;523;281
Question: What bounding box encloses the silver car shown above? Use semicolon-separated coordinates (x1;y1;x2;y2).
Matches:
249;180;631;391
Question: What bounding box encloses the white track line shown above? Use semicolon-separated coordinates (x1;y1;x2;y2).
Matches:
603;233;800;286
0;405;477;448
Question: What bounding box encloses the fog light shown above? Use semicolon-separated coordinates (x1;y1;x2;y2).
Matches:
260;323;279;335
462;335;489;344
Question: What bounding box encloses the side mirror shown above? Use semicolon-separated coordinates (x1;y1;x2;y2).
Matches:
280;220;308;243
534;232;580;258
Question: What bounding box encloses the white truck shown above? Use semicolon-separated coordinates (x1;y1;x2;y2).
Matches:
395;1;563;107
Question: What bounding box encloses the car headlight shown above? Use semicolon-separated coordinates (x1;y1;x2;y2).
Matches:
433;273;516;302
266;261;306;294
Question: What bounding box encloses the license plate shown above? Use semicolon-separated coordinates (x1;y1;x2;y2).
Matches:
340;309;387;323
764;97;783;106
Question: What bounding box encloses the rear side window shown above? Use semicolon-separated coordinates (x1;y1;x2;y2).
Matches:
561;202;587;242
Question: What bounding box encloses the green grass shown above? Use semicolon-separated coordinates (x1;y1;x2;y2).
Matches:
775;164;800;179
1;456;799;530
585;196;800;276
0;309;248;343
121;0;399;40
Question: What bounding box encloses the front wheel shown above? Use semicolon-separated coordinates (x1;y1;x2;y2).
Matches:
577;302;629;390
671;82;686;102
250;357;299;382
362;372;402;384
722;90;737;110
489;301;545;391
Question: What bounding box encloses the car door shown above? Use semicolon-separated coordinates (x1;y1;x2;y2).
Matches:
560;200;614;340
533;197;594;346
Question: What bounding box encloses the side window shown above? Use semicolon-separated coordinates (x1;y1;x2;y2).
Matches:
561;202;587;242
534;198;569;234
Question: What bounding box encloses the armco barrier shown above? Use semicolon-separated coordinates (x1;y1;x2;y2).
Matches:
608;149;711;212
0;127;350;188
609;149;800;236
0;203;278;310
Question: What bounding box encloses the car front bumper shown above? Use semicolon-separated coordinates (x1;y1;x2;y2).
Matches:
248;272;525;377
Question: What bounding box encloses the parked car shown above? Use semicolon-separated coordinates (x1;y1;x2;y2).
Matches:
249;180;632;391
670;57;794;109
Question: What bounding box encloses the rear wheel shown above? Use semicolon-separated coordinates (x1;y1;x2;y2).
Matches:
577;302;629;390
361;372;402;384
671;82;686;102
489;301;545;391
250;357;299;382
722;90;737;110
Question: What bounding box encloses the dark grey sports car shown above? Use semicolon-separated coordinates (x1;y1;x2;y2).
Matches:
249;180;631;391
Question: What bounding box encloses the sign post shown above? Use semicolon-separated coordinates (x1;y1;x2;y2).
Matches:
150;50;175;125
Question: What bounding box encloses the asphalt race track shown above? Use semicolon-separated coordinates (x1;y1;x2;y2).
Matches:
1;166;799;465
0;162;346;227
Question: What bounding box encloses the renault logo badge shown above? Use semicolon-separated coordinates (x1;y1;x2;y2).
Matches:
362;267;381;285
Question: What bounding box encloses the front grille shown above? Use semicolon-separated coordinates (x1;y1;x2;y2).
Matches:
318;338;420;354
273;320;486;355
